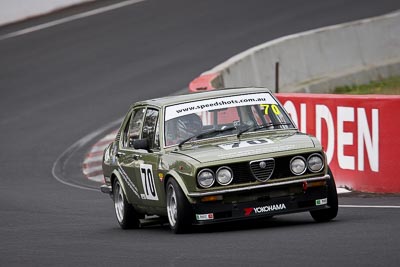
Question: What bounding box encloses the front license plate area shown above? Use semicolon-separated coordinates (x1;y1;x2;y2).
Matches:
193;188;328;224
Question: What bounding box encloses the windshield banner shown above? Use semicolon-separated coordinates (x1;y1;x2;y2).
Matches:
165;92;277;121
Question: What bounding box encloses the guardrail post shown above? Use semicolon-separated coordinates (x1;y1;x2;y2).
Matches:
275;61;280;93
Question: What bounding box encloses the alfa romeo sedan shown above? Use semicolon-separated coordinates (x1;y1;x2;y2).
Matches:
101;88;338;233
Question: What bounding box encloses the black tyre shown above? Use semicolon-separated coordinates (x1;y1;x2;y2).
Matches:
166;179;193;234
310;167;339;222
113;179;140;229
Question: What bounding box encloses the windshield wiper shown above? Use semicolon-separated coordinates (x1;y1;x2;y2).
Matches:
237;123;292;138
178;126;236;147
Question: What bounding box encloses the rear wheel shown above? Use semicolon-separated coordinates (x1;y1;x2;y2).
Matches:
113;179;140;229
166;179;192;234
310;168;338;222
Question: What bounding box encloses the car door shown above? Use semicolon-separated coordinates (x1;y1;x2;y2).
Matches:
117;107;146;208
132;108;165;214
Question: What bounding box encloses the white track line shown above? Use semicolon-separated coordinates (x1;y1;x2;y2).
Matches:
340;205;400;209
0;0;145;41
52;117;123;191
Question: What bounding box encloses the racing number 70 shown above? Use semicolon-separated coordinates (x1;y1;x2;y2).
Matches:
261;104;281;115
140;164;159;201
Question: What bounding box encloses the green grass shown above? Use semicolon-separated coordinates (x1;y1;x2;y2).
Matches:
334;76;400;95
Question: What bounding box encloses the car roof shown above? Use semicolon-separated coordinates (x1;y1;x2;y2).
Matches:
132;87;273;108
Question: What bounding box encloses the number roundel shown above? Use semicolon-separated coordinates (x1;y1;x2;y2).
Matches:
140;164;159;200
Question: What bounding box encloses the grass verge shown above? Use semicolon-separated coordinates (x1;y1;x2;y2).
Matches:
334;76;400;95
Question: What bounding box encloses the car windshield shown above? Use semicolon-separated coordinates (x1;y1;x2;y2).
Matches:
164;92;295;147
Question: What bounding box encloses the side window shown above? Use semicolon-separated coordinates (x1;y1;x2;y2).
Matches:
121;113;133;148
154;119;160;149
128;107;146;147
142;109;160;150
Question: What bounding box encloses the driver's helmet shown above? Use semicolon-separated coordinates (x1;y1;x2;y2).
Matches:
176;113;203;140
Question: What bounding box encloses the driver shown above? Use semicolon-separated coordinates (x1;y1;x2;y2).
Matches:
166;113;203;145
176;113;203;141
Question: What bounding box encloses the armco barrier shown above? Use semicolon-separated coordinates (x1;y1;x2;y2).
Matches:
276;93;400;193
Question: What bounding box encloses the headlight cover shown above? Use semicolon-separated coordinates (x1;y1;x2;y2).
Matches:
197;169;215;188
290;156;306;175
308;154;324;172
216;166;233;185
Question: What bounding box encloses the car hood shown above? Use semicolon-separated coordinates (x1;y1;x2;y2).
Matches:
172;132;316;163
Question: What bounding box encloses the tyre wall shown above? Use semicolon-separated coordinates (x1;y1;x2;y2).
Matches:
189;12;400;193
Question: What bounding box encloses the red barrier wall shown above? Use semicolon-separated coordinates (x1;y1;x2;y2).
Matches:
276;93;400;193
189;73;400;193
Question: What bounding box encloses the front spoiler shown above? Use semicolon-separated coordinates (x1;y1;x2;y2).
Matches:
191;185;329;225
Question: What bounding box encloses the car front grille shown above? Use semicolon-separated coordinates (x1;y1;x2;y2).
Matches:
229;163;256;184
199;153;324;189
249;159;275;182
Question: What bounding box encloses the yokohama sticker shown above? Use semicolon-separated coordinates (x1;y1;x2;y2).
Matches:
244;203;287;216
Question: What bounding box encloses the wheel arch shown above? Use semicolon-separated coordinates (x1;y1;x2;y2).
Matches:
164;170;194;204
110;170;130;203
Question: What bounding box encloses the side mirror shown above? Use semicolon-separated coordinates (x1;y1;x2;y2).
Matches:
132;138;149;151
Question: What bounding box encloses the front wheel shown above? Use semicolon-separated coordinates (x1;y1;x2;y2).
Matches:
310;167;338;222
166;179;192;234
113;179;140;229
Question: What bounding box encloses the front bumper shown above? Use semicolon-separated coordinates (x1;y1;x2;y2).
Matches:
191;179;330;225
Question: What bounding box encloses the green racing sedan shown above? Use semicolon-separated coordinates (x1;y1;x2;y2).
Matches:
101;87;338;233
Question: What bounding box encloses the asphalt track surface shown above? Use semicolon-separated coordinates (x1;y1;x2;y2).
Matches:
1;0;400;266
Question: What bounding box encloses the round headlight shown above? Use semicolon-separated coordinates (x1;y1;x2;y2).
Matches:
308;154;324;172
290;156;306;175
197;169;215;188
216;167;233;185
